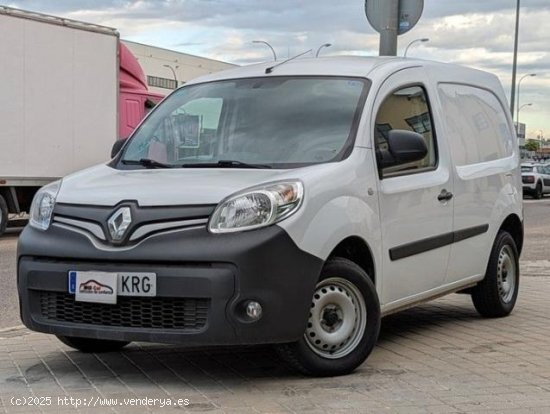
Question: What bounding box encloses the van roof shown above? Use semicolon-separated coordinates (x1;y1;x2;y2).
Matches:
186;56;500;89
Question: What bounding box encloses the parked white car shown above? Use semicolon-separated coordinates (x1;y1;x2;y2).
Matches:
522;163;550;199
18;57;523;377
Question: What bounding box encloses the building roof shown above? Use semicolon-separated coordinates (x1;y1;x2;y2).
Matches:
122;39;236;68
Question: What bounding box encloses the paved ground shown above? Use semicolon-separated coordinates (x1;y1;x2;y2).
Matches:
521;198;550;261
0;228;19;329
1;199;550;413
1;277;550;413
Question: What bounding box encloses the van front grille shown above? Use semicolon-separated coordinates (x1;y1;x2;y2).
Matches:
39;291;209;330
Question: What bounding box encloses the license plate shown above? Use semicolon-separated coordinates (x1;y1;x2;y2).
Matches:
69;271;157;304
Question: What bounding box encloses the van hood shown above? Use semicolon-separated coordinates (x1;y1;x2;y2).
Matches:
57;164;295;206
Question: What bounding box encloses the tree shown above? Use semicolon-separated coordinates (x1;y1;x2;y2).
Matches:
525;139;540;152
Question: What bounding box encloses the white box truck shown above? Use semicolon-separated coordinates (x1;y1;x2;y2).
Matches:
0;6;163;236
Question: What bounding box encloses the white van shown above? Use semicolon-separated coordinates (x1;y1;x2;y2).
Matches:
18;57;523;377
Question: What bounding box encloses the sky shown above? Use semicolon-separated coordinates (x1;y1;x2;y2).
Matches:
5;0;550;139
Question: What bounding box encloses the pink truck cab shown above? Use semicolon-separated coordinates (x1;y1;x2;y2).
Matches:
119;42;164;139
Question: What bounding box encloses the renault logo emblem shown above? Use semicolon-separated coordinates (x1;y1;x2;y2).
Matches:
108;207;132;241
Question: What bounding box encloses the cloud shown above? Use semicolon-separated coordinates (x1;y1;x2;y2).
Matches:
6;0;550;137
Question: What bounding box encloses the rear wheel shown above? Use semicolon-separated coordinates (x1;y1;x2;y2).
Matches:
471;231;519;317
276;258;380;377
534;182;543;199
57;336;130;353
0;195;7;237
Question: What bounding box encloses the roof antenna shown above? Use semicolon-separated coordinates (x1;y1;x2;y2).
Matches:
265;49;313;74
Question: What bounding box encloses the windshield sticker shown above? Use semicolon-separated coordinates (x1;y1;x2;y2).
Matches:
176;114;201;148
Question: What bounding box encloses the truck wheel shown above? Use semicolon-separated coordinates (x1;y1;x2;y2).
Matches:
275;258;380;377
57;336;130;353
471;231;519;317
534;182;543;199
0;195;7;236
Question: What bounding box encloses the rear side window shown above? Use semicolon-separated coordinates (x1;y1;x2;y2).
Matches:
438;84;514;166
375;85;437;176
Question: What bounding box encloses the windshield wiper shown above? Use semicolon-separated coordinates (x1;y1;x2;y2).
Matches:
180;160;273;169
122;158;174;169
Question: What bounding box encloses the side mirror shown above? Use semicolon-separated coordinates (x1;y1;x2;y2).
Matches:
376;129;428;169
111;138;128;159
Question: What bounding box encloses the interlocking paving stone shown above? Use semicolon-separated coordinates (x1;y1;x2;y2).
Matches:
1;274;550;413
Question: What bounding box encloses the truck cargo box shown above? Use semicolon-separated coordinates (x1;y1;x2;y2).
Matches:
0;6;118;182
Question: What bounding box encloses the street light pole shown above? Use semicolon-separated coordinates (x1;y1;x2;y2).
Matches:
517;103;533;130
404;38;430;57
252;40;277;61
519;103;533;112
516;73;536;124
315;43;332;57
510;0;521;116
163;64;178;88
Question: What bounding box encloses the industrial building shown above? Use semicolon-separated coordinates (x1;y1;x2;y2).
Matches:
122;40;236;95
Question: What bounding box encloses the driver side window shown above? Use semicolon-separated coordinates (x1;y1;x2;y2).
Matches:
375;85;437;177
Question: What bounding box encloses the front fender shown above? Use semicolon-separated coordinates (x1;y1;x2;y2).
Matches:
277;148;382;293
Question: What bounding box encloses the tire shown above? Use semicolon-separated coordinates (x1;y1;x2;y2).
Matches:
0;194;7;237
534;182;543;199
471;231;519;318
275;257;380;377
57;336;130;353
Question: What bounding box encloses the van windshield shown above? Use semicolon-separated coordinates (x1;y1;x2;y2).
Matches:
121;77;369;169
521;166;534;172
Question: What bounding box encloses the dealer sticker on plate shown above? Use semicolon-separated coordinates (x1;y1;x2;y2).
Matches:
68;271;157;304
70;271;118;304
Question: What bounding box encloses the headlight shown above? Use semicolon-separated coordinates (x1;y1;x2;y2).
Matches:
209;181;303;233
29;180;61;231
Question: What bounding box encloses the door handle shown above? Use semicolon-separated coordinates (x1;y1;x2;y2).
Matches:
438;189;453;202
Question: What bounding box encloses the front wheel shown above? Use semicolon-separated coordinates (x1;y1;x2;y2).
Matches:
57;336;130;353
275;258;380;377
471;231;519;317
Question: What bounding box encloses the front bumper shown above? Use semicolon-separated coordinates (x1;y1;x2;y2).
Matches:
17;224;323;346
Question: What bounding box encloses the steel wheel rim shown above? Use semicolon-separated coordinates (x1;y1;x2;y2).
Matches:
497;245;517;303
304;277;367;359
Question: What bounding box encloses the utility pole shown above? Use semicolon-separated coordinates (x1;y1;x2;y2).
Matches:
366;0;424;57
510;0;521;116
379;0;399;56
